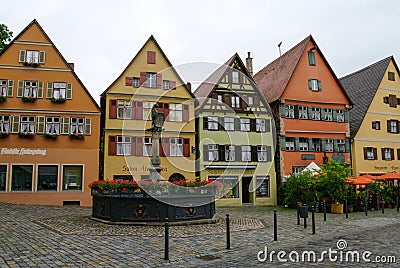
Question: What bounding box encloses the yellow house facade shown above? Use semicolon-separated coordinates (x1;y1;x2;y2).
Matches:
101;36;196;182
340;56;400;175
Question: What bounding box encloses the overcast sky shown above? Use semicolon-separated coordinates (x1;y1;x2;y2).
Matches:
3;0;400;103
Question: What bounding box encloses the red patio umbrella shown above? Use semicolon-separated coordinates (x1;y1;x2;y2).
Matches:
346;175;374;185
362;174;377;180
378;171;400;181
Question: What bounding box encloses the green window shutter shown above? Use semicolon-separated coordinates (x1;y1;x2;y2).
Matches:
11;116;20;133
280;105;286;118
66;83;72;99
345;139;350;152
294;105;299;119
307;106;313;119
308;138;314;151
321;139;326;152
39;51;46;64
317;80;322;91
321;108;326;121
295;137;300;151
280;137;286;151
333;140;338;152
7;80;14;97
308;79;312;90
333;110;338;122
308;52;316;66
36;116;45;134
37;82;44;98
344;110;349;122
17;80;24;97
19;50;26;62
84;118;91;135
61;117;70;134
46;82;53;98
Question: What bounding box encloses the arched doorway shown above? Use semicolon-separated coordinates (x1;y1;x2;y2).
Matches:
169;173;185;183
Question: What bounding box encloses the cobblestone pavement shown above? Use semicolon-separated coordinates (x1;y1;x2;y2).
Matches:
0;202;399;267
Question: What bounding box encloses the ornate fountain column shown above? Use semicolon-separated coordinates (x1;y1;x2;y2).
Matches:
147;104;165;182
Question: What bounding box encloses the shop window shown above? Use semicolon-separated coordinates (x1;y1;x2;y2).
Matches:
209;176;239;198
63;165;83;191
12;165;33;191
256;176;270;197
37;165;58;191
0;165;6;191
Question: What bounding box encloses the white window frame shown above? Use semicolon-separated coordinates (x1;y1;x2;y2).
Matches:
0;115;9;133
299;138;308;151
232;71;239;83
241;145;251;162
310;79;319;91
366;148;375;160
143;137;152;156
0;80;7;97
53;82;66;99
299;106;308;119
312;107;321;120
45;117;60;135
217;95;223;103
170;138;183;157
26;50;39;63
324;108;333;121
312;139;321;152
20;116;35;134
231;96;240;108
117;100;132;119
225;145;235;161
384;148;392;160
143;101;156;120
285;105;294;118
132;77;140;87
163;80;170;90
117;136;131;156
286;137;295;151
336;110;344;122
70;117;84;134
390;120;398;133
145;72;157;88
325;139;334;152
256;118;266;132
24;81;37;98
224;117;235;131
337;139;346;152
248;96;254;106
240;118;250;132
257;145;267;162
208;116;219;130
169;103;183;122
208;144;219;161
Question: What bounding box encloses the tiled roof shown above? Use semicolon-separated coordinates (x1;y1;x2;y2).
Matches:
253;35;311;103
339;56;392;137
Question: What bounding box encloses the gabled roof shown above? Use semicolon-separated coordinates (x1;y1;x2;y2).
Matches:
340;56;393;137
194;53;257;109
0;19;100;109
101;35;194;98
254;35;352;106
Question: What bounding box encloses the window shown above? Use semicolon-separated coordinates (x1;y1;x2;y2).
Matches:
256;118;266;132
169;103;183;122
53;82;66;99
308;51;316;66
285;105;294;118
256;176;270;197
132;77;140;87
224;117;235;131
308;79;321;91
299;138;308;151
70;117;84;134
388;72;395;81
0;165;6;191
37;165;58;191
292;166;306;174
145;73;157;88
231;96;240;108
208;144;219;161
240;118;250;132
388;120;399;133
45;117;60;135
257;145;267;162
324;108;333;121
117;100;132;119
0;115;9;133
20;116;35;133
285;137;295;151
248;96;254;106
337;139;346;153
372;121;381;130
63;165;83;191
241;145;251;162
11;165;33;191
336;110;344;122
24;81;37;98
26;50;39;63
208;116;219;130
312;107;320;120
364;147;376;160
223;176;239;198
170;138;183;156
225;145;235;161
0;80;7;97
144;137;152;156
312;138;321;152
382;148;394;161
325;139;334;152
163;80;170;90
217;95;223;103
117;136;131;156
232;71;239;83
299;106;308;119
143;101;156;120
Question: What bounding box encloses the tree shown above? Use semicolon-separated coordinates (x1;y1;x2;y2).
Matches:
0;23;13;52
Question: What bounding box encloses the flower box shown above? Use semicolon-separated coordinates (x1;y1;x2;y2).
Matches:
51;97;66;104
0;96;6;103
69;133;84;140
44;133;59;140
23;62;40;68
19;132;34;139
22;96;36;103
0;132;9;139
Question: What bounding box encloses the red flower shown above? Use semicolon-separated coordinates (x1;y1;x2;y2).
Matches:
122;188;127;193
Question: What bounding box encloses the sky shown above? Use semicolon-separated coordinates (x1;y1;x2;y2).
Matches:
2;0;400;103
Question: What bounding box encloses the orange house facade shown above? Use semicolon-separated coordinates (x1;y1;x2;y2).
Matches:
0;20;101;206
254;35;352;181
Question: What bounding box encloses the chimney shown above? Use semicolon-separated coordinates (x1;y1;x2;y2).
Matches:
246;52;253;76
68;63;74;70
186;82;192;92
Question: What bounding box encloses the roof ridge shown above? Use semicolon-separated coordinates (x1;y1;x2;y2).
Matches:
340;56;392;80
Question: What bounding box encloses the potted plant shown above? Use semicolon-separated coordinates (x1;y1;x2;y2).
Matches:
0;132;9;139
281;170;315;208
44;133;59;140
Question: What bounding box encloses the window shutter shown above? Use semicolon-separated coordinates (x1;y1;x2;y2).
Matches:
363;148;368;160
235;146;241;162
84;118;91;135
308;138;314;151
317;80;322;91
46;82;53;98
39;51;46;64
308;79;312;90
333;110;338;121
203;144;209;161
11;115;20;133
36;116;45;134
308;52;316;65
225;94;231;107
147;51;156;64
136;137;143;156
250;118;256;132
251;146;257;162
17;80;24;97
383;96;389;104
37;82;44;98
182;104;189;122
235;118;241;131
381;148;385;160
321;139;326;152
254;95;260;106
307;107;313;119
280;105;286;118
61;117;70;134
125;77;133;86
372;121;376;129
161;137;170;157
333;140;338;152
294;105;299;119
131;101;136;120
397;149;400;160
266;146;272;162
294;138;300;151
321;108;326;121
344;110;349;122
135;101;143;120
108;136;117;156
7;80;14;97
389;94;397;107
280;137;286;151
170;81;176;90
345;139;350;152
163;103;169;120
241;98;248;110
66;83;72;99
203;117;208;130
218;117;224;130
397;120;400;134
130;137;136;156
387;120;391;133
373;148;377;160
19;50;26;62
109;100;117;119
156;73;162;88
265;119;271;132
390;148;395;159
139;72;146;86
183;138;190;157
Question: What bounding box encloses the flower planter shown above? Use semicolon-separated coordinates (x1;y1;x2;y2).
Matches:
51;97;66;104
23;62;40;68
69;133;84;140
22;97;36;103
0;96;6;103
331;203;344;214
44;133;59;140
19;132;34;139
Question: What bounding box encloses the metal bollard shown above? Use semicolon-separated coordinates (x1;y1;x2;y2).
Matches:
365;197;368;216
323;201;326;222
226;214;230;249
274;209;277;241
312;206;315;235
345;199;348;219
297;202;300;225
303;204;307;229
382;198;385;214
164;218;169;260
